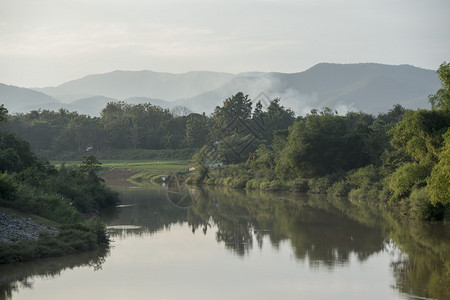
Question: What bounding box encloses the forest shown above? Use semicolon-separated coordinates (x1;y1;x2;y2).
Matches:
1;62;449;223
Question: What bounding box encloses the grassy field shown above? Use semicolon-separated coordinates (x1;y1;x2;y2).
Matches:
52;159;193;184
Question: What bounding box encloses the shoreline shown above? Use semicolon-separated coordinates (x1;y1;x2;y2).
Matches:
0;209;58;245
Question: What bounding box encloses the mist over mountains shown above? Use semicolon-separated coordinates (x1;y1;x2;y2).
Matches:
1;63;440;116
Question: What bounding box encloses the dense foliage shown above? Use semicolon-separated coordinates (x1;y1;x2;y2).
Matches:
1;102;191;158
0;106;119;262
0;94;295;162
189;63;450;221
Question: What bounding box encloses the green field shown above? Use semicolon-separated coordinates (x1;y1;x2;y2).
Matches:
52;159;193;184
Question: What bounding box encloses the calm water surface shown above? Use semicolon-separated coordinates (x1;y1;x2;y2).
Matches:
1;184;449;300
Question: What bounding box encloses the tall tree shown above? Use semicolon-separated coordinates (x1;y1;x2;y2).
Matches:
186;113;209;148
428;62;450;111
0;104;7;124
212;92;253;139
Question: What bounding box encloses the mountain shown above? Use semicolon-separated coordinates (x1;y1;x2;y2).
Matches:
65;96;117;116
175;63;440;115
36;70;235;102
2;63;441;116
123;97;172;108
0;83;62;114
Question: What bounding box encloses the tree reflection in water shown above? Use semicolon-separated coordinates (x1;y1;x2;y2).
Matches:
1;185;448;300
0;247;109;300
187;188;386;265
186;187;449;298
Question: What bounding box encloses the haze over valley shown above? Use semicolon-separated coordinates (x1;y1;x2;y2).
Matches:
0;63;440;116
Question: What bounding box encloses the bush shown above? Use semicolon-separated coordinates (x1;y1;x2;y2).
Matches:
259;180;282;191
185;177;194;185
409;188;445;221
223;177;233;186
289;178;309;192
259;181;271;190
348;186;380;201
388;162;430;201
308;177;331;194
246;179;261;189
231;177;247;188
269;180;283;191
14;184;80;224
328;179;350;196
206;178;216;185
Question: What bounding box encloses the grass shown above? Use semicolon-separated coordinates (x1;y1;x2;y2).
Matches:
40;148;198;161
0;207;108;264
52;160;193;184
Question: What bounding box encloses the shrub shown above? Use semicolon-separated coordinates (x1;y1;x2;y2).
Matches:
223;177;233;186
388;162;430;201
14;185;80;224
308;177;331;194
231;177;247;188
246;179;261;189
259;181;271;190
269;180;283;191
289;178;309;192
409;188;445;221
259;180;282;191
206;178;216;185
328;179;350;196
186;177;194;185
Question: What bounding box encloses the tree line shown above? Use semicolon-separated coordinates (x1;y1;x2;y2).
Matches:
0;93;296;160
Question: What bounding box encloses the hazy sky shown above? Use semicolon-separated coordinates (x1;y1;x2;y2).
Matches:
1;0;449;87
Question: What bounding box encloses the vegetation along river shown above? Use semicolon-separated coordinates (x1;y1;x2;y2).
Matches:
1;183;449;300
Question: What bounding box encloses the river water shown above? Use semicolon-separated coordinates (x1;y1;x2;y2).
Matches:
1;184;449;300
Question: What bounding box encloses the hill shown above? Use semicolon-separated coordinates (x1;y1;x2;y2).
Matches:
0;83;62;114
176;63;440;114
36;70;235;102
1;63;441;116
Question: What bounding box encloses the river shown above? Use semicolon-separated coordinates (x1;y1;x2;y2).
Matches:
1;184;449;300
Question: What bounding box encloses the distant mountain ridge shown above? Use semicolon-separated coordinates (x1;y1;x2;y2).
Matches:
36;70;235;102
176;63;440;114
0;83;61;113
1;63;441;116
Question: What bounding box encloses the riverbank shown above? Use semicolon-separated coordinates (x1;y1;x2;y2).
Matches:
0;211;108;264
184;163;450;221
0;209;58;244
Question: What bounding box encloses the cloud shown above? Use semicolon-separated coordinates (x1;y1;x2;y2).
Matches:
1;0;449;87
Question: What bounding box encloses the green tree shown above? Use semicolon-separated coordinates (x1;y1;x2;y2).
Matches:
427;129;450;205
0;171;16;200
428;62;450;111
192;146;210;183
212;92;252;139
388;162;430;201
0;104;7;123
255;98;295;143
276;109;372;178
101;102;131;149
80;155;102;183
186;113;209;148
389;110;450;165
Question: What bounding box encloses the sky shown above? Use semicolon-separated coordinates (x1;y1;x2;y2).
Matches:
0;0;449;88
